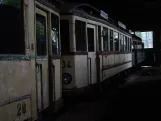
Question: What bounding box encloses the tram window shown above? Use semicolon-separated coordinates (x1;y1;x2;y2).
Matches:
120;34;124;52
87;28;94;52
36;14;47;56
125;36;128;52
114;32;119;51
132;41;134;52
0;0;25;54
127;37;129;52
60;20;70;53
51;14;60;55
110;30;113;51
124;36;126;51
103;27;108;51
98;26;102;51
129;38;131;52
75;20;86;51
119;34;121;51
127;37;129;51
130;38;132;52
129;38;130;52
130;38;131;51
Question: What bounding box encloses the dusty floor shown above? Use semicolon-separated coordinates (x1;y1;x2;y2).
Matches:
45;67;161;121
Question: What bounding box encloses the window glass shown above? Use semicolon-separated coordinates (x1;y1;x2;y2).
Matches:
98;26;101;51
127;37;129;52
103;27;108;51
51;14;60;55
123;36;126;51
127;37;129;51
132;41;134;52
87;28;94;52
0;0;24;54
128;37;130;52
120;35;124;52
60;20;70;53
114;32;119;51
110;30;113;51
129;38;132;52
75;20;86;51
125;36;128;52
36;14;47;56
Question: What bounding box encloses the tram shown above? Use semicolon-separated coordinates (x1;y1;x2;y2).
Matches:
0;0;62;120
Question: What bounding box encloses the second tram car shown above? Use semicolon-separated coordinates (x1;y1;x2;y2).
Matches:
59;3;133;95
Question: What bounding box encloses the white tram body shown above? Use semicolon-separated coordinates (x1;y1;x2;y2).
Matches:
0;0;62;121
60;3;133;93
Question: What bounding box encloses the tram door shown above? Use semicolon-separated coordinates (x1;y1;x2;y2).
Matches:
87;24;97;85
35;8;49;112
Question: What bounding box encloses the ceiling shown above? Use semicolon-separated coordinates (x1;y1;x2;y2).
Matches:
51;0;161;31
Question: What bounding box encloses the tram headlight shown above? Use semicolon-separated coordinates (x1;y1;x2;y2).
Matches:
62;73;72;84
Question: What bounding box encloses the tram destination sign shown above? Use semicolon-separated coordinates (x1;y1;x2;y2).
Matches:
100;10;108;20
118;21;126;29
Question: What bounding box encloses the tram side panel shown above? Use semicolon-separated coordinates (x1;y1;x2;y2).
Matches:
52;58;63;112
62;56;76;89
102;53;132;81
52;58;61;100
0;60;35;121
75;55;88;88
0;0;36;120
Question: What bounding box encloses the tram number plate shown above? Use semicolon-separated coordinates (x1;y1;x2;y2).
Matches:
62;61;71;68
17;102;27;117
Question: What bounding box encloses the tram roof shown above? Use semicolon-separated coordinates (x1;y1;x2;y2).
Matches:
37;0;60;13
58;2;131;36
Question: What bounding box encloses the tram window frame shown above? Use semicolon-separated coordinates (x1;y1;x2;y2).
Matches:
119;34;121;51
36;13;47;56
75;20;86;51
114;32;119;51
60;20;70;53
103;27;108;51
123;36;126;52
125;36;128;52
0;1;25;54
130;38;132;52
132;41;134;52
129;38;130;52
110;29;114;51
129;38;131;52
87;27;94;52
127;37;129;52
120;34;124;52
51;13;60;55
98;26;102;51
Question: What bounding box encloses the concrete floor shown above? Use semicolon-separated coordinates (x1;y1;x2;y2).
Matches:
55;67;161;121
